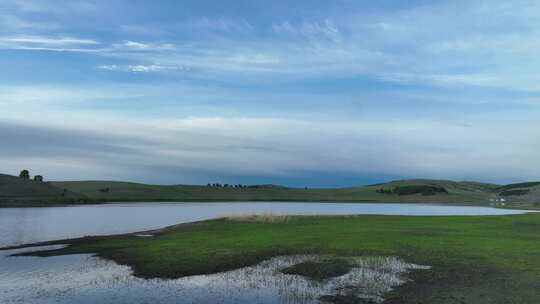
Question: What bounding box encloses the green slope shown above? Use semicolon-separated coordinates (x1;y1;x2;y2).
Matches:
493;182;540;208
6;171;538;207
0;174;87;206
50;178;499;205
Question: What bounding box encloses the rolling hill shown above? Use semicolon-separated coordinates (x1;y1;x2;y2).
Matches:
2;172;539;208
50;178;501;205
492;182;540;208
0;174;87;206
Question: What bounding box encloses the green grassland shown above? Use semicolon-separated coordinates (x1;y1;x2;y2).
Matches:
0;174;87;206
3;172;540;208
45;179;540;209
7;213;540;303
50;179;498;204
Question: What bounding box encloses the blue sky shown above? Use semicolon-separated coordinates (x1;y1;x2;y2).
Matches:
1;0;540;186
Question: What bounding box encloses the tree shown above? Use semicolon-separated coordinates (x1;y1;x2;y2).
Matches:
33;175;44;182
19;169;30;179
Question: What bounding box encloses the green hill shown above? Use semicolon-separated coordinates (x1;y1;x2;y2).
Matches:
3;172;538;208
49;178;500;205
0;174;87;206
491;182;540;208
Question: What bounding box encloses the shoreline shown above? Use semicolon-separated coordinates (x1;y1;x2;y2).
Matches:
3;213;540;303
2;198;537;210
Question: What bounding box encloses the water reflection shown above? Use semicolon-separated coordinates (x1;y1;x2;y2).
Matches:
0;247;428;304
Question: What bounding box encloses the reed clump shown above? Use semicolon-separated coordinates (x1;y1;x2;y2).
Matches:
226;213;291;223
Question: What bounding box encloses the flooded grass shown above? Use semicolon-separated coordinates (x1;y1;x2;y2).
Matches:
0;251;427;304
3;213;540;303
281;258;353;280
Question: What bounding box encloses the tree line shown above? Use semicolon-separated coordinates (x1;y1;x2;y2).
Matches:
207;183;246;188
19;169;44;182
376;185;448;196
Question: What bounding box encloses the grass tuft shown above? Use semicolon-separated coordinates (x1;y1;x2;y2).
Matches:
281;258;353;280
226;213;291;223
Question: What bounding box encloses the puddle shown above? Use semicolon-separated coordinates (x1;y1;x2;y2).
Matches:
0;252;428;304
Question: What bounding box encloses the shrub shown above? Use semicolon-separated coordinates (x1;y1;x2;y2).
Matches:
393;185;448;196
227;213;290;223
19;169;30;179
99;187;110;193
376;188;393;194
497;182;540;191
499;189;530;196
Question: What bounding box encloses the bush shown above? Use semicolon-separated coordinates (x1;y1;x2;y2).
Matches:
499;189;529;196
393;185;448;196
376;188;393;194
19;169;30;179
497;182;540;191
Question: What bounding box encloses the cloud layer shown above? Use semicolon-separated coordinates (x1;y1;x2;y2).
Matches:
1;0;540;185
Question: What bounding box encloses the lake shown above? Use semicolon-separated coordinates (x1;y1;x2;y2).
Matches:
0;202;529;304
0;202;527;247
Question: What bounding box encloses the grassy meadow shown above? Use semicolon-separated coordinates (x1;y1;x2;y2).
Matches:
7;213;540;303
4;172;540;209
49;179;499;204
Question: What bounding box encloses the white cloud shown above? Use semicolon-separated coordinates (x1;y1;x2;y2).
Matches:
185;18;254;33
0;35;102;52
3;1;540;184
2;0;97;13
226;54;280;65
97;64;187;73
272;19;342;43
0;35;98;45
2;1;540;92
2;112;540;183
3;2;538;91
378;73;501;87
114;40;175;51
1;82;539;183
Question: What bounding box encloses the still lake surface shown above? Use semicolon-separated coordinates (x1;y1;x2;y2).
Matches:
0;202;529;304
0;201;527;247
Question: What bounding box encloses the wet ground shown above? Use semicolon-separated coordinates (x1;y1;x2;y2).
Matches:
0;246;428;304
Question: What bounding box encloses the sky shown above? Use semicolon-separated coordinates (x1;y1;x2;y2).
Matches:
1;0;540;187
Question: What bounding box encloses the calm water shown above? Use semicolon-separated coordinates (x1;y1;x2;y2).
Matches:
0;248;428;304
0;202;528;304
0;202;527;247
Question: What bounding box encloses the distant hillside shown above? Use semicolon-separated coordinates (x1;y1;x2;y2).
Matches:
0;174;87;206
50;178;500;205
492;182;540;208
496;182;540;192
3;173;538;209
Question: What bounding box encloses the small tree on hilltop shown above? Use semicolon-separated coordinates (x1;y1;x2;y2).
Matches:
19;169;30;179
33;175;44;182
